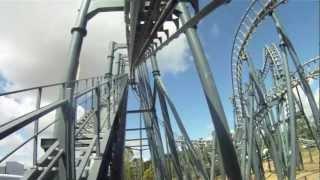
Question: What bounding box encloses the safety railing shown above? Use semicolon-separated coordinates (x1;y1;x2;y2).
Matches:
0;73;128;180
0;75;102;161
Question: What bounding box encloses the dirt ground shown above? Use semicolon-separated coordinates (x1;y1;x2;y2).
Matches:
263;147;319;180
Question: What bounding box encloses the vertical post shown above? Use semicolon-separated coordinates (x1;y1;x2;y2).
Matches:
153;61;209;178
106;41;116;79
54;84;67;180
279;43;296;179
54;0;90;179
165;134;172;180
63;88;76;180
217;141;226;180
271;12;319;140
150;54;183;180
65;0;91;84
243;51;285;178
210;132;216;180
110;87;128;180
245;82;254;179
139;113;144;180
177;3;241;179
76;81;79;94
136;63;167;180
91;78;95;110
33;88;42;167
106;41;115;129
95;82;101;157
121;59;126;74
240;116;248;178
117;54;122;76
85;79;89;110
107;80;112;129
252;140;265;179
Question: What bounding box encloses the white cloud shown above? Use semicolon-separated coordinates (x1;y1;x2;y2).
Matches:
0;0;191;168
0;95;53;166
0;0;191;89
0;133;25;150
0;0;125;91
0;96;35;125
0;0;190;90
0;133;33;167
141;19;190;75
0;1;78;90
156;35;190;75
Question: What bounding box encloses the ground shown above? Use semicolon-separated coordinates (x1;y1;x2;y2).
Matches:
263;147;319;180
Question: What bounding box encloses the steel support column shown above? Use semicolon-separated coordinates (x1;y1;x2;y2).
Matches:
116;54;122;76
62;88;76;180
210;132;216;180
279;43;296;179
177;3;241;179
105;41;116;129
110;87;128;180
271;12;319;139
245;82;255;180
33;88;42;167
150;54;184;180
106;41;116;79
54;0;91;179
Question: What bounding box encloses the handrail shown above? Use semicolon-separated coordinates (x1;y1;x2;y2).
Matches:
0;74;105;97
0;74;128;139
0;73;129;180
0;82;64;97
0;99;67;140
0;119;58;164
74;74;128;99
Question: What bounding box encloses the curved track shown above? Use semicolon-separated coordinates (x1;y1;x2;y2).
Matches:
231;0;319;179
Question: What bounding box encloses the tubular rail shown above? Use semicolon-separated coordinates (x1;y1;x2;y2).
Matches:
1;74;129;180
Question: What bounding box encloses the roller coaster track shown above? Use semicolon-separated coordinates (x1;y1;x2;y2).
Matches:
231;0;319;179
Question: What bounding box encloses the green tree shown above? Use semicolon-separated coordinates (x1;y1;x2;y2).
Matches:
124;148;134;180
143;165;154;180
296;116;314;139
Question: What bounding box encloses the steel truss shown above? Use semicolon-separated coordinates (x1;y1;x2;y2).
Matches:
231;0;319;179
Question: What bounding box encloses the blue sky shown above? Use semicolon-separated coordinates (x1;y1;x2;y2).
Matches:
126;0;319;141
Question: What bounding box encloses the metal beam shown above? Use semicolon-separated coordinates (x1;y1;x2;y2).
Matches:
127;109;152;113
177;2;241;179
150;0;228;59
87;0;124;20
126;127;149;131
126;145;149;148
126;138;148;141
